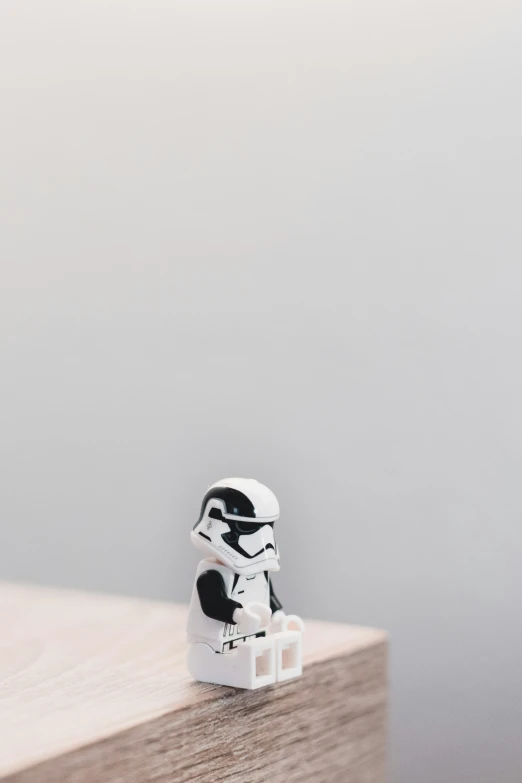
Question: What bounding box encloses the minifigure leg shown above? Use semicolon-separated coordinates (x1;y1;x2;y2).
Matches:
187;638;276;690
273;630;302;682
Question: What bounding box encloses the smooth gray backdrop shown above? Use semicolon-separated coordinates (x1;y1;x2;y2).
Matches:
1;2;521;781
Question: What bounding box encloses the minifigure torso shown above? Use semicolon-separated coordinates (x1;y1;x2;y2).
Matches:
187;558;270;652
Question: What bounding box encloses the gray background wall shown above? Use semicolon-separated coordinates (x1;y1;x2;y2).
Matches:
1;2;521;781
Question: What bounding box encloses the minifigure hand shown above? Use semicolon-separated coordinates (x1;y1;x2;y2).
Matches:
285;614;305;633
232;606;261;636
269;610;305;635
246;602;272;629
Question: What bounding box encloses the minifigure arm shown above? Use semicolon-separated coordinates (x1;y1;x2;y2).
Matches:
268;575;283;614
266;576;305;635
196;570;242;624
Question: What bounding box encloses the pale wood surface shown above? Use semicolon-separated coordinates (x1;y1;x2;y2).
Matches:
0;582;387;782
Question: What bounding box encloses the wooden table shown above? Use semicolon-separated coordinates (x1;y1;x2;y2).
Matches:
0;582;387;782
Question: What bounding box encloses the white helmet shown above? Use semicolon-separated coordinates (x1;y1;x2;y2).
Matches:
191;478;280;576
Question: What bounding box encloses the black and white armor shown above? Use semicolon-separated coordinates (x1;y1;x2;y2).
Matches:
186;478;304;689
187;559;283;652
191;478;280;575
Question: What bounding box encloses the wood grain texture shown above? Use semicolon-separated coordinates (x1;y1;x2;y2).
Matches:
0;582;387;783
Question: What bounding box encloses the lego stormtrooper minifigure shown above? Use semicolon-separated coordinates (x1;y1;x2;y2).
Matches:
186;478;304;689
